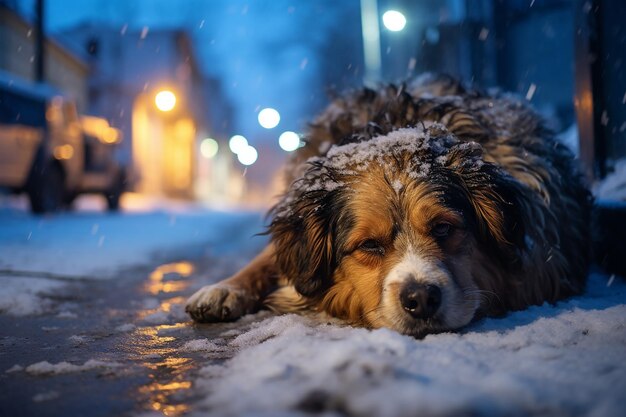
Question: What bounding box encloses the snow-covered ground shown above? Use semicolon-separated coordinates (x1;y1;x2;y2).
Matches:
0;194;264;316
1;194;625;417
187;272;626;417
0;194;263;279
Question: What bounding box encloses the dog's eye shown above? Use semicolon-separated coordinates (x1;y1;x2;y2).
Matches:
432;222;452;238
359;239;385;256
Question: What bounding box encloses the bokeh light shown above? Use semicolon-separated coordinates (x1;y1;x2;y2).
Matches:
382;10;407;32
237;145;258;165
278;131;301;152
200;138;219;158
258;108;280;129
155;90;176;112
229;135;248;154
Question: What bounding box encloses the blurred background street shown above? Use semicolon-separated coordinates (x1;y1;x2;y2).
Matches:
0;197;268;416
1;0;624;214
1;1;625;416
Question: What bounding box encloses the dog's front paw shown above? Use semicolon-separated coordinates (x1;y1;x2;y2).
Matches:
185;283;258;323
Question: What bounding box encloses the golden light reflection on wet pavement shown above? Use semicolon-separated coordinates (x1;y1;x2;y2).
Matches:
160;296;186;313
133;261;197;416
145;261;194;295
0;228;263;417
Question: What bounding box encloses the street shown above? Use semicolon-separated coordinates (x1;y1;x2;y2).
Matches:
1;0;625;415
1;197;626;417
0;196;267;416
0;257;257;417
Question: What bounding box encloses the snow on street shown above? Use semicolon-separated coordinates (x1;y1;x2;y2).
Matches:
189;273;626;417
0;197;625;417
0;195;262;279
0;196;269;417
0;194;264;316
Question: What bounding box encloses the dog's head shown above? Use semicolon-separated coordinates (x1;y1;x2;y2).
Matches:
270;125;528;337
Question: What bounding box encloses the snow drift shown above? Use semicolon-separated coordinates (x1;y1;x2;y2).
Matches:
188;272;626;417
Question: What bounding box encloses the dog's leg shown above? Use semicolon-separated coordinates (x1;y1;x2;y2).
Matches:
185;244;279;322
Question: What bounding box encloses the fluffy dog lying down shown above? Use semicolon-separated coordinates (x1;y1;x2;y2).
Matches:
186;75;591;337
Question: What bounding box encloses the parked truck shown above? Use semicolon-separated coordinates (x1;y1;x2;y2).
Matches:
0;71;125;213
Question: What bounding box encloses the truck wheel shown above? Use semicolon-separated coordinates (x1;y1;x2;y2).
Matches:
28;163;65;214
105;171;125;211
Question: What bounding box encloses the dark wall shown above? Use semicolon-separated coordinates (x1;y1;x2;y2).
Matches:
494;3;575;129
412;0;577;132
597;1;626;169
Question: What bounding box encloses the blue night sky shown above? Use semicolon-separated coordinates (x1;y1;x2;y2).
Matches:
15;0;365;145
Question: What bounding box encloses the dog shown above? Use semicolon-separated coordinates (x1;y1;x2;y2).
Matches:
186;74;591;337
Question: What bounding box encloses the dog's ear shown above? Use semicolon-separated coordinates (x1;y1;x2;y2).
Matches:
269;187;343;297
445;144;531;267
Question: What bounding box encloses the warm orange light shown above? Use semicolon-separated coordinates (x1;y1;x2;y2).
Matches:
102;127;120;144
155;90;176;112
53;144;74;160
81;116;122;144
167;118;195;190
145;261;194;295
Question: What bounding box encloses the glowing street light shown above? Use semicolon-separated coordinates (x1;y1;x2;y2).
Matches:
200;138;219;159
382;10;406;32
155;90;176;112
258;108;280;129
229;135;248;154
278;131;301;152
237;145;258;166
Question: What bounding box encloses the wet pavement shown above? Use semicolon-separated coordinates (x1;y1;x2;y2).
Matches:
0;239;266;417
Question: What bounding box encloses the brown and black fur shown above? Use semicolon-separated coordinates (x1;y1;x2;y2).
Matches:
186;74;591;335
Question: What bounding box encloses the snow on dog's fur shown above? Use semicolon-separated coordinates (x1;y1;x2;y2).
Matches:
186;74;591;337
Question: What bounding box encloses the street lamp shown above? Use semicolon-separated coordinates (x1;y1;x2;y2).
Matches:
258;108;280;129
228;135;257;165
155;90;176;112
382;10;406;32
278;131;301;152
229;135;248;154
237;145;258;166
360;0;382;86
200;138;219;159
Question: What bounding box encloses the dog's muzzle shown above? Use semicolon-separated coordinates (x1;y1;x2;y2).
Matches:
399;280;442;319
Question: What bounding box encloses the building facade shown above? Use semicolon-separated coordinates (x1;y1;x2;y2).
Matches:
61;23;241;203
0;4;89;110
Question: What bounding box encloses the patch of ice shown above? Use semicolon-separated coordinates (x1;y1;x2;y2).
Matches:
68;335;90;345
32;391;60;402
181;339;233;359
0;277;63;316
5;364;23;373
182;339;226;352
219;329;242;337
24;359;122;376
56;311;77;319
42;326;59;331
115;323;137;332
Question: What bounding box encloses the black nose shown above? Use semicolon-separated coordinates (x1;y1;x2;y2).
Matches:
400;282;442;319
